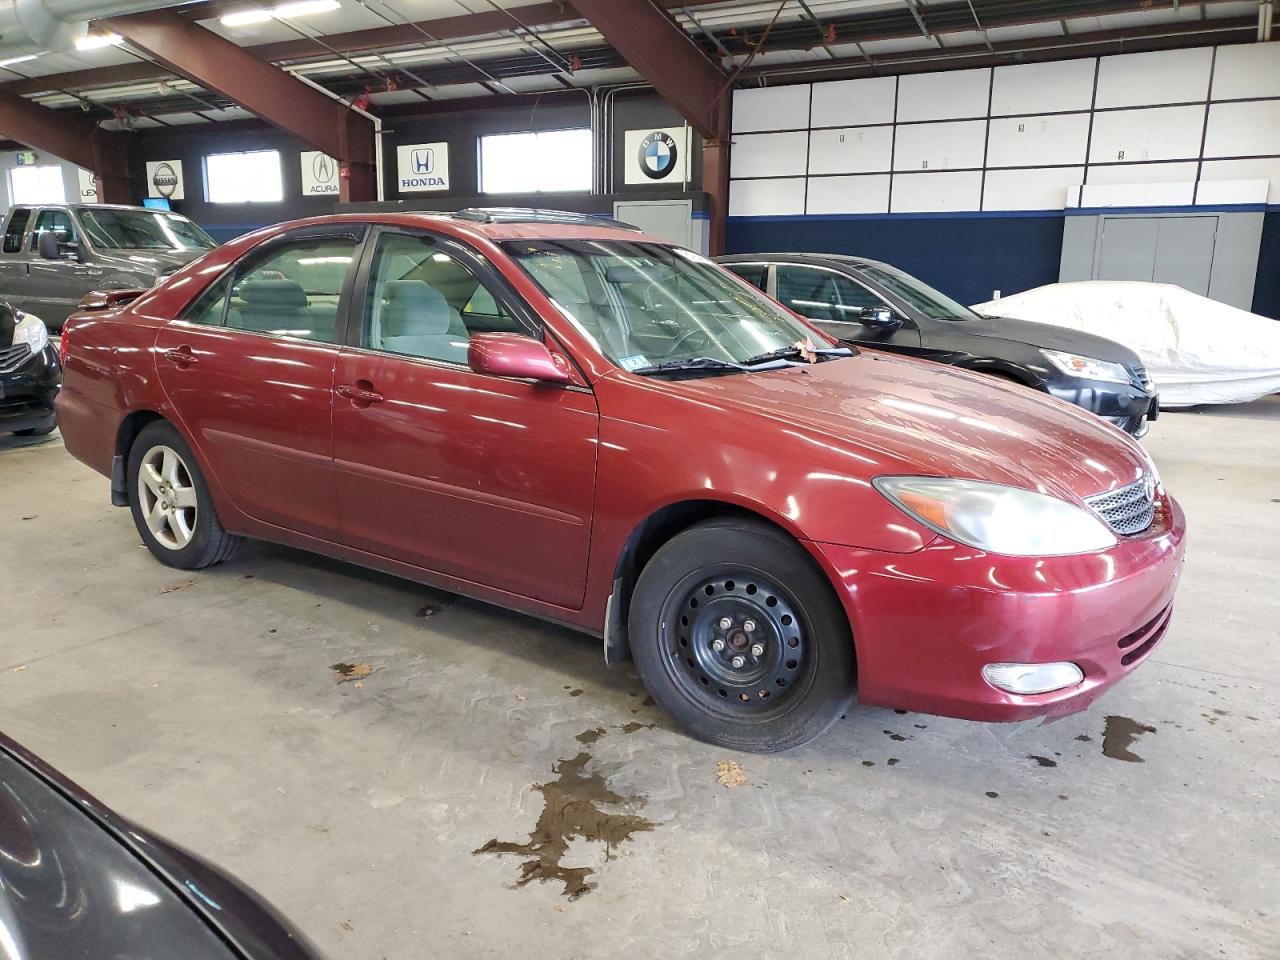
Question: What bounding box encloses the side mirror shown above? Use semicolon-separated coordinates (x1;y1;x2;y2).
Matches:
37;231;60;261
858;306;903;331
468;332;573;384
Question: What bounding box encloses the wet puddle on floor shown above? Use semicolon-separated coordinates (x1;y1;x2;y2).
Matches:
474;727;658;899
1102;715;1158;762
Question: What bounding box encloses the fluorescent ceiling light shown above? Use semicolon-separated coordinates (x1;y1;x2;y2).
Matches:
76;33;123;51
221;0;339;27
0;54;40;68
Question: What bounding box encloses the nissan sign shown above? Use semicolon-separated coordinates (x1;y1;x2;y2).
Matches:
145;159;185;200
396;141;449;193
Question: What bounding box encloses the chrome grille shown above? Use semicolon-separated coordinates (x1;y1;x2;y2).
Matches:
0;343;32;374
1085;477;1156;536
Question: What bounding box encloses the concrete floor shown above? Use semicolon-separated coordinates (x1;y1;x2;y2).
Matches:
2;399;1277;960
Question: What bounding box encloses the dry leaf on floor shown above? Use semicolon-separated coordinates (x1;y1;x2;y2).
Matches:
714;759;748;788
161;578;195;594
330;661;373;684
13;665;26;672
515;693;527;701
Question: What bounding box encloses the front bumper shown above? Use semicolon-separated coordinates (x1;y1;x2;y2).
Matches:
809;494;1186;722
0;343;61;432
1046;376;1159;438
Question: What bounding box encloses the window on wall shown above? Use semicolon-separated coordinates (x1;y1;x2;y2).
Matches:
8;165;66;205
479;128;591;194
204;150;284;203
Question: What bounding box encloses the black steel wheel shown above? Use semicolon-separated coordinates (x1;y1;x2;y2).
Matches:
630;518;856;752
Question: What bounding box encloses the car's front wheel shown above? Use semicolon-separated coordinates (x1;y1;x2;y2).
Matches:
629;518;856;752
128;420;241;569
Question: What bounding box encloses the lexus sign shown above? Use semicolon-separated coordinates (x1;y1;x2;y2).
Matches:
396;141;450;193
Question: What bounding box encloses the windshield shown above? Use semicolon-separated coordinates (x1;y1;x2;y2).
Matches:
858;262;978;321
75;208;216;252
503;239;825;372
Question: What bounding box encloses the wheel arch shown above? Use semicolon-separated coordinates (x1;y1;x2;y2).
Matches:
954;357;1040;388
110;410;169;505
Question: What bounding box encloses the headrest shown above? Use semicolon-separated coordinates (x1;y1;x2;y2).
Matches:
240;279;307;309
386;279;448;309
383;279;452;336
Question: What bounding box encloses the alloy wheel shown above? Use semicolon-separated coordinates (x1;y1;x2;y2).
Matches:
137;444;199;550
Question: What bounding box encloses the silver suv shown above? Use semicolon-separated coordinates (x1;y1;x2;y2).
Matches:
0;203;216;331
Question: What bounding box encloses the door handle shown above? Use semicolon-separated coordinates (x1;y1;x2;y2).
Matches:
164;346;198;367
336;381;384;406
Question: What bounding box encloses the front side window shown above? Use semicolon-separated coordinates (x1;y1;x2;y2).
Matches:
480;129;592;194
180;274;232;326
364;233;527;364
77;208;214;251
205;150;284;204
2;208;32;254
858;263;977;321
775;265;884;324
225;236;356;341
505;240;824;371
29;209;75;250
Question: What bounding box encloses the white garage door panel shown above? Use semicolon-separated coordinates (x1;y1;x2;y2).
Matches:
810;76;896;128
806;174;891;215
991;59;1096;115
1087;162;1199;185
1203;101;1280;158
893;119;986;171
891;171;982;212
1088;105;1205;164
1095;48;1213;108
896;68;990;122
808;126;893;175
983;167;1082;211
1200;158;1280;203
1080;180;1195;207
731;131;809;178
985;114;1090;168
732;85;811;133
1210;42;1280;101
729;178;806;217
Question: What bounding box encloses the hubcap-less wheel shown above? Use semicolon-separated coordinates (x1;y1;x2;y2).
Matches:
137;444;198;550
661;572;809;713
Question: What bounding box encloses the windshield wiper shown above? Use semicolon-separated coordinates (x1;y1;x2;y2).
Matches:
739;345;854;366
629;357;746;376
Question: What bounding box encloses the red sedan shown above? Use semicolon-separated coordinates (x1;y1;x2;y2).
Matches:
56;209;1185;752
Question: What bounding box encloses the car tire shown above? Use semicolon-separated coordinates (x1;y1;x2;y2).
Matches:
128;420;241;570
14;422;56;437
629;518;856;753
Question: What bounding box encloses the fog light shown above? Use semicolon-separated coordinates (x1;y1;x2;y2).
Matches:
982;662;1084;695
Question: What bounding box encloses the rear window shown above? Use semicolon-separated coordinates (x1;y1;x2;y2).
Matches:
2;208;31;253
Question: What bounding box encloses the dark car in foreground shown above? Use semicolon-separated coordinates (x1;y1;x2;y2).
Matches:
0;732;323;959
717;253;1160;437
0;203;217;331
56;209;1183;752
0;300;60;436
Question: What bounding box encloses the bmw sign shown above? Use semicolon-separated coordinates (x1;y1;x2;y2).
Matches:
396;141;450;193
639;131;678;180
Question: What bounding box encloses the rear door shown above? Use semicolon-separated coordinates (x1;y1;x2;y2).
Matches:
153;225;363;541
331;227;599;608
0;207;34;309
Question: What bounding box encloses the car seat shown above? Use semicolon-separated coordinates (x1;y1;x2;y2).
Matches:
379;280;469;363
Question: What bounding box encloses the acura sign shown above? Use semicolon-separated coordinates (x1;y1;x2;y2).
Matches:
396;141;449;193
300;150;339;196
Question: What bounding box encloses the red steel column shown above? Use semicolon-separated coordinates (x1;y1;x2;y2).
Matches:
0;88;132;201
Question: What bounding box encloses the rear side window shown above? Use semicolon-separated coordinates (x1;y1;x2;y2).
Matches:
224;236;357;342
2;208;31;253
724;262;767;291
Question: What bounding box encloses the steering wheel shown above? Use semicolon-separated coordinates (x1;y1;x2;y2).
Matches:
667;326;714;357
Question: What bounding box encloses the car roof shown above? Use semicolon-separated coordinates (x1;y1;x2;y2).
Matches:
255;209;656;245
717;252;891;271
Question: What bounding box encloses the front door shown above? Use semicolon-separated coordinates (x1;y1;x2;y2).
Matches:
332;229;599;608
0;208;35;311
773;263;923;351
153;228;362;541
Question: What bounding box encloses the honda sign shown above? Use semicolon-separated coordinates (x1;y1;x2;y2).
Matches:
396;141;449;193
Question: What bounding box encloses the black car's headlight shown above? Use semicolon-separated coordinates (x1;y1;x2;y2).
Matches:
13;311;49;354
1041;348;1130;384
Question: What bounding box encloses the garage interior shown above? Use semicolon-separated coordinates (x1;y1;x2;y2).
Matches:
1;1;1278;958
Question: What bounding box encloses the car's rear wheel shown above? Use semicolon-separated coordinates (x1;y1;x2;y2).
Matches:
629;518;856;752
128;421;240;569
14;422;56;437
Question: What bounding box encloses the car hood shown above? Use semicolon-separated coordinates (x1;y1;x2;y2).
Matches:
96;248;206;274
666;351;1149;502
958;314;1142;365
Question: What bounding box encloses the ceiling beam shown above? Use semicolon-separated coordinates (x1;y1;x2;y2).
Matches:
99;8;376;201
0;90;131;202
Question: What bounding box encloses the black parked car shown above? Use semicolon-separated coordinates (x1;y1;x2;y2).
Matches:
0;732;324;960
1;300;60;437
717;253;1159;437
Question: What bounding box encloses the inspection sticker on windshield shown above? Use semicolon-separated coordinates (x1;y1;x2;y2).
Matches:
617;355;651;372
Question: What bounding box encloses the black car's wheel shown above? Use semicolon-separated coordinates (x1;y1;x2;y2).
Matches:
128;420;241;570
14;422;56;437
629;518;856;752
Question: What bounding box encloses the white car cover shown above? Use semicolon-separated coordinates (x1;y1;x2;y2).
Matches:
972;281;1280;407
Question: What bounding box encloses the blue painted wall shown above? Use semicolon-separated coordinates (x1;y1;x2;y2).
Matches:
724;213;1067;307
1253;211;1280;321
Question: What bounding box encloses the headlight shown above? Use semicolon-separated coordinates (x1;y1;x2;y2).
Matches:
1041;349;1130;384
13;312;49;355
874;476;1116;556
